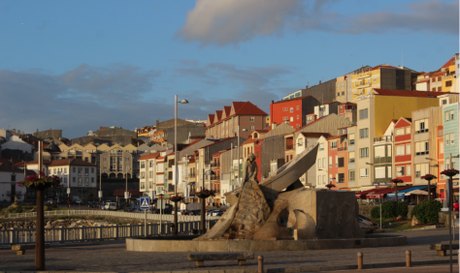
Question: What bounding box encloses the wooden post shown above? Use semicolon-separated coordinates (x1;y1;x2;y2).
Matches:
357;252;363;270
258;255;264;273
35;141;45;270
200;198;206;234
405;250;411;267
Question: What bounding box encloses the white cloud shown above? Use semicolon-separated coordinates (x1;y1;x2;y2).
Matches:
177;0;304;46
177;0;458;46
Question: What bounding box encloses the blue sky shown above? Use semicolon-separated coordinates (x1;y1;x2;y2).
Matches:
0;0;458;139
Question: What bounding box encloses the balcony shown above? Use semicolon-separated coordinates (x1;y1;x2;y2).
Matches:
374;157;392;164
373;136;393;143
338;146;348;151
356;72;371;79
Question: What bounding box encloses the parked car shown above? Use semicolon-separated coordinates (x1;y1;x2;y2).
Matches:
104;201;117;210
75;199;83;205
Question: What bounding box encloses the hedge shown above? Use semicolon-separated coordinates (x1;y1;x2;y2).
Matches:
410;200;443;224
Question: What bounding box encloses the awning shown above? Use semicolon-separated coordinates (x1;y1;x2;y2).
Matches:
405;189;428;196
355;188;379;199
367;186;412;199
387;186;428;198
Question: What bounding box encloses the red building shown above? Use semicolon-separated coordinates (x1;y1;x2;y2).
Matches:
394;117;412;184
270;96;319;130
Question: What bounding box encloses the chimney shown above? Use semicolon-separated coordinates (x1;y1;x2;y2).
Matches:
272;122;277;130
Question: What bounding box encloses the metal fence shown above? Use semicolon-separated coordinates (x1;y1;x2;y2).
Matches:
4;210;221;222
1;210;220;246
0;220;217;246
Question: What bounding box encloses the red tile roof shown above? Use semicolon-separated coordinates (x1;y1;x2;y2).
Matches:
441;56;455;69
138;152;161;161
233;101;267;116
223;106;231;117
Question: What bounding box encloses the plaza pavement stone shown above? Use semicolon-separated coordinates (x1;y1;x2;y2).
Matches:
0;228;458;273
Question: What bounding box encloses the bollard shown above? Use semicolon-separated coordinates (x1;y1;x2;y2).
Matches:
406;250;411;267
258;255;264;273
357;252;363;270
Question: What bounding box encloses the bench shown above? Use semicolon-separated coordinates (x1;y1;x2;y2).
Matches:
11;244;49;255
187;252;254;267
430;241;459;256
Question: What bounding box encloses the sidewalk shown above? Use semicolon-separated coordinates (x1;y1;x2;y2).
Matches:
0;228;458;272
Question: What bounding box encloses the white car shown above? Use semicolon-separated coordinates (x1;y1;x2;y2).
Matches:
75;200;83;205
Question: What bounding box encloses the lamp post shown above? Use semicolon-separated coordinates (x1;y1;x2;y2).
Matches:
391;178;403;203
200;169;215;235
237;127;247;187
125;166;130;211
95;143;103;204
174;94;188;236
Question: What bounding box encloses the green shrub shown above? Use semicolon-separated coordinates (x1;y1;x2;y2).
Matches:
382;201;397;218
411;200;443;224
371;206;381;218
396;202;408;218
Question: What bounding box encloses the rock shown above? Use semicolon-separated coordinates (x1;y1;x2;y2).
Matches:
411;215;419;226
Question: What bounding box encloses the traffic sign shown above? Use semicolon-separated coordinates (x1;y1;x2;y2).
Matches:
140;197;150;210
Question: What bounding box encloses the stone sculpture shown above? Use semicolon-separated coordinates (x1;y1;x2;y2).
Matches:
197;143;364;241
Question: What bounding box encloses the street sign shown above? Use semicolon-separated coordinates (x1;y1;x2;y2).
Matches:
140;197;150;210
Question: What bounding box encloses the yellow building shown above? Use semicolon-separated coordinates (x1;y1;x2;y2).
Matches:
351;65;413;102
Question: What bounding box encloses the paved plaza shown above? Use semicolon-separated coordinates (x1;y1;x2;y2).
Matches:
0;228;458;273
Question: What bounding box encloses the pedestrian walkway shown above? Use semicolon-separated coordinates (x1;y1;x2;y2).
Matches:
0;228;458;272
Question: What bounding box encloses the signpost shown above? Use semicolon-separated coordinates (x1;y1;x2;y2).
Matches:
140;197;150;237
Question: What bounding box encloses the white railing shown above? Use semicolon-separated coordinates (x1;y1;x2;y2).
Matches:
5;210;221;222
0;220;217;246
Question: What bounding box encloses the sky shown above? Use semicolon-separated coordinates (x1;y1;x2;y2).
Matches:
0;0;458;139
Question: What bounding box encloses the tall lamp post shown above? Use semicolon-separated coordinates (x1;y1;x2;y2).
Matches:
125;166;130;211
237;127;247;187
174;94;188;235
199;169;215;235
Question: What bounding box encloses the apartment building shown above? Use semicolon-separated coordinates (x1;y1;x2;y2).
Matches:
351;65;413;102
206;102;267;140
394;117;413;184
270;96;319;129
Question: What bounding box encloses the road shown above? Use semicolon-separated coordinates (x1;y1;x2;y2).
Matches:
0;227;458;272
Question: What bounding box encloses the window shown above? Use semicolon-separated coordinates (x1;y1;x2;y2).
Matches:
442;99;448;105
446;80;452;87
91;177;94;183
317;159;321;168
349;151;355;163
375;167;386;179
396;166;405;176
323;175;326;184
406;165;411;176
318;175;321;184
415;163;429;178
415;141;429;155
338;157;345;167
349;170;355;181
395;128;404;136
359;128;369;139
329;156;332;168
296;106;299;110
360;168;369;178
337;92;340;96
415;119;428;133
319;143;324;151
446;134;450;145
250;117;255;122
322;158;326;168
331;141;337;149
375;146;385;158
349;134;355;145
85;168;89;174
283;107;288;111
396;144;405;156
290;107;293;113
406;144;411;155
360;147;369;158
341;92;344;95
406;127;411;134
359;108;368;120
250;126;255;131
297;115;299;120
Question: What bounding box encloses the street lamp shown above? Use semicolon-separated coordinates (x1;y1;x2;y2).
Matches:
200;169;215;235
174;94;188;235
125;166;130;211
237;127;247;187
95;143;103;204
